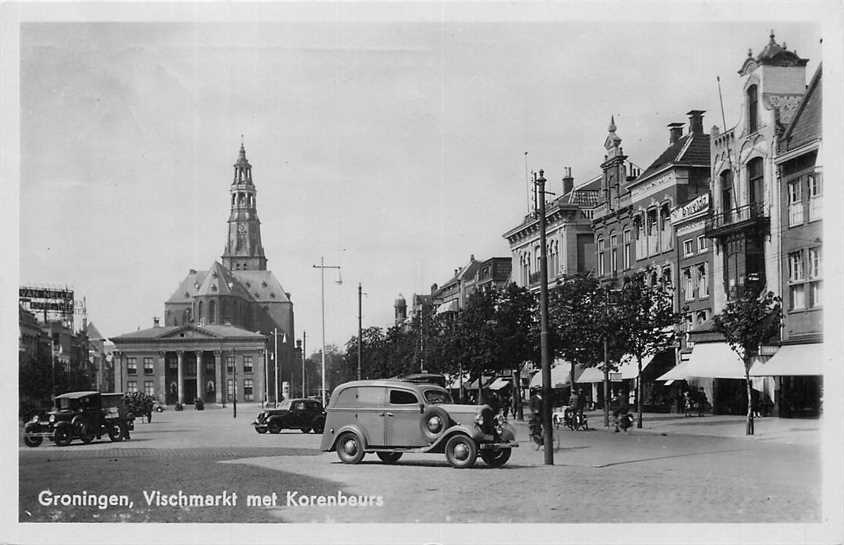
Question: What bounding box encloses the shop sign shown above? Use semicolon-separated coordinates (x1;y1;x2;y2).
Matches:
670;193;710;224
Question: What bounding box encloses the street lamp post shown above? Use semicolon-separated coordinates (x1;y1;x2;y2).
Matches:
302;331;307;397
273;327;280;407
535;170;554;465
313;257;342;406
357;283;363;381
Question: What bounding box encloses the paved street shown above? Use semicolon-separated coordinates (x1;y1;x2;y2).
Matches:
19;405;821;523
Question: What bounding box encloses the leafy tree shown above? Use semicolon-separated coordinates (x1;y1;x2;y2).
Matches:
713;290;782;435
614;270;682;428
493;283;539;417
549;274;607;384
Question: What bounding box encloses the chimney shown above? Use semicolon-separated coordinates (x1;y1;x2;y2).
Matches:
686;110;705;135
668;123;684;145
153;317;160;327
562;166;574;195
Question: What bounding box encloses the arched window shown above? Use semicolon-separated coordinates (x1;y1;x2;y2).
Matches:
209;300;216;324
747;85;758;133
197;301;203;324
747;157;764;206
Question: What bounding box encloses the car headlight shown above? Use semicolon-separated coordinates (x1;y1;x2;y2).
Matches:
48;414;56;423
426;415;443;433
29;415;39;424
474;413;484;426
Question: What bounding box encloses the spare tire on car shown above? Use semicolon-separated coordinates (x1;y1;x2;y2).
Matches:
420;405;449;441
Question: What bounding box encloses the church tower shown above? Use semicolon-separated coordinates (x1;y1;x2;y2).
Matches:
222;141;268;271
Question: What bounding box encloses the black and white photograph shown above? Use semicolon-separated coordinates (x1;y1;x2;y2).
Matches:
3;2;842;544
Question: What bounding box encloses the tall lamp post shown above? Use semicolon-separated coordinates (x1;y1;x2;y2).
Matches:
273;328;280;407
535;170;554;465
301;331;307;397
357;282;363;381
313;257;342;406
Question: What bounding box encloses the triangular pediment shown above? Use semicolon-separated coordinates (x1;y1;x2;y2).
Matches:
158;325;222;340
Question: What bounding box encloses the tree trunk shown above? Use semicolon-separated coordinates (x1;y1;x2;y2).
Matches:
513;368;523;421
637;356;643;428
745;365;754;435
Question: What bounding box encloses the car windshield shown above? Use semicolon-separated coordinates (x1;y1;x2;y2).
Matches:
55;398;79;411
423;390;452;405
276;400;292;410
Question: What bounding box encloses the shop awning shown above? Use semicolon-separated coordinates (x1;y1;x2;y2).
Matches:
577;367;606;383
529;362;581;389
617;354;655;380
435;300;459;315
656;362;692;382
488;377;511;390
749;343;823;376
676;342;748;379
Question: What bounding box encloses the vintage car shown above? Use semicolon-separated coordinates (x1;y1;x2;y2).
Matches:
252;398;326;434
320;380;517;468
23;391;134;447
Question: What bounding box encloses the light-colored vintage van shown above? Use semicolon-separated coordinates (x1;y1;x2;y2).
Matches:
319;379;517;468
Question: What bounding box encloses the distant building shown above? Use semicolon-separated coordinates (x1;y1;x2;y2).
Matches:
111;143;294;406
771;62;822;417
503;166;600;291
590;117;644;284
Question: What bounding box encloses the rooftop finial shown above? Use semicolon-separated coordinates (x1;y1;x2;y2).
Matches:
769;29;776;43
238;135;246;160
748;48;753;57
608;115;617;132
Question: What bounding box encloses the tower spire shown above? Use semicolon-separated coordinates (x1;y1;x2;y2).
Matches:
223;140;267;271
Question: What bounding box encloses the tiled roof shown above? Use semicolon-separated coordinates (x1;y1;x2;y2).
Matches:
231;270;291;303
110;324;265;341
166;269;208;304
196;262;249;299
782;64;822;152
636;133;710;182
568;190;600;207
166;265;289;304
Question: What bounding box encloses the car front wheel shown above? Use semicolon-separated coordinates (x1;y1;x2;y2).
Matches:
444;434;477;469
335;432;365;464
256;427;267;434
54;426;73;447
480;447;511;468
23;433;43;448
78;423;96;444
107;424;123;442
376;451;402;464
268;422;281;434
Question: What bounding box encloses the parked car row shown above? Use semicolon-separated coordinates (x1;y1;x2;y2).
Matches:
23;391;135;447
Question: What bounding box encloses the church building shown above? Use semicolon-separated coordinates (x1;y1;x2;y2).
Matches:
110;143;295;406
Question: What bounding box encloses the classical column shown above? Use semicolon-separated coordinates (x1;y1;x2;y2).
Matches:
113;351;122;392
196;351;203;402
214;351;223;404
158;352;166;401
177;351;185;404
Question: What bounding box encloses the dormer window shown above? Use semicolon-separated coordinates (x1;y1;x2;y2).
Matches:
270;292;276;298
262;281;268;288
747;85;758;133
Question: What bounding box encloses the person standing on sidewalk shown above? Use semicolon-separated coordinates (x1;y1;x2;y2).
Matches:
612;390;629;432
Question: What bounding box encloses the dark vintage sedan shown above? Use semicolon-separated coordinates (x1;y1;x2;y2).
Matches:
320;380;517;468
252;398;326;434
23;391;134;447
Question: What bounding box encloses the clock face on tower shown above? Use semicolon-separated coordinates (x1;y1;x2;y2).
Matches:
237;223;247;233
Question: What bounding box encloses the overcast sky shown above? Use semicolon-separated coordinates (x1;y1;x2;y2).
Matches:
19;19;822;349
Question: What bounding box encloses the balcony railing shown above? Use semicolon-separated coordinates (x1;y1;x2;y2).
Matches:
704;202;768;236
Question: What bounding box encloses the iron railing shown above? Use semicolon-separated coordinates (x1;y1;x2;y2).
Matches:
705;202;768;235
